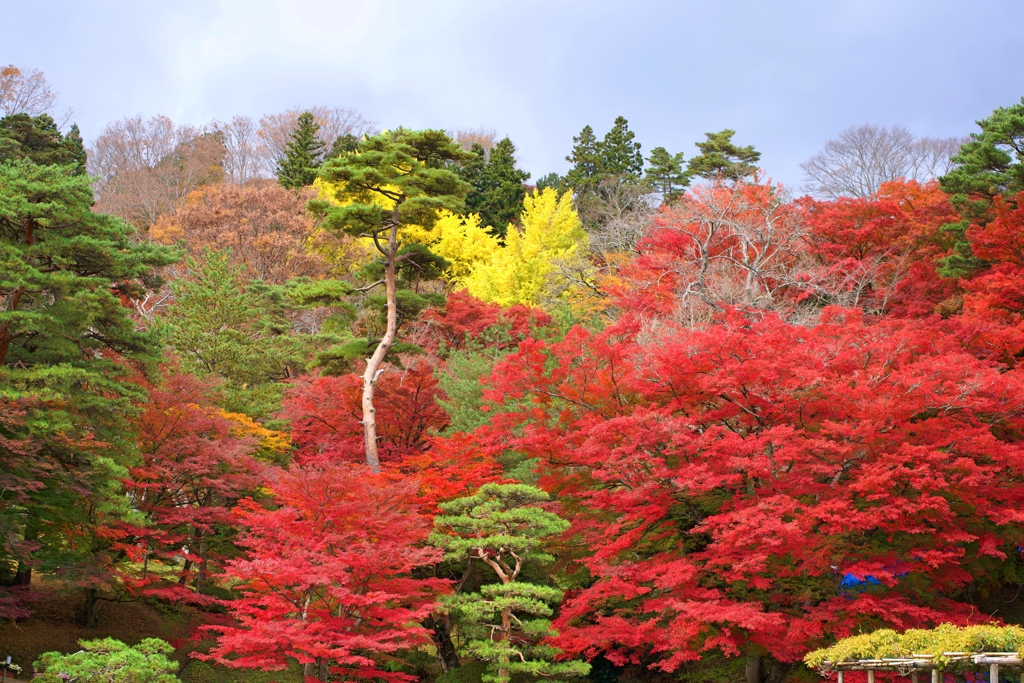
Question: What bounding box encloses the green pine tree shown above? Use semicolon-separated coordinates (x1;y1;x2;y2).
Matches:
938;97;1024;279
0;113;87;171
276;111;325;189
470;137;531;239
564;124;603;192
598;115;643;180
686;129;760;181
645;146;689;201
0;150;177;610
311;128;471;471
430;483;590;683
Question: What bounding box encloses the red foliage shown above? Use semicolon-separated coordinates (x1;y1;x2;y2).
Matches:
123;370;264;602
467;309;1024;669
420;290;552;353
797;180;957;317
201;463;444;682
283;362;448;466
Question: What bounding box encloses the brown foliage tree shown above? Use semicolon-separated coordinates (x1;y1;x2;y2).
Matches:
89;115;226;229
151;181;329;284
0;65;58;116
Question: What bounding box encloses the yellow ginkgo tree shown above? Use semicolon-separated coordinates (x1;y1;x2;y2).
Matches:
462;187;592;308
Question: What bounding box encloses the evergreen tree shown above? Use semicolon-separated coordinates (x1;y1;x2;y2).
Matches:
564;124;603;192
275;111;325;189
645;146;689;201
0;113;87;171
598;115;643;180
686;129;760;181
312;128;471;471
431;483;590;683
458;142;488;214
535;172;565;193
0;150;177;607
938;97;1024;278
471;137;531;239
328;132;359;159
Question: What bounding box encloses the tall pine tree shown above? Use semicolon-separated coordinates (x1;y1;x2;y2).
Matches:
276;111;325;189
464;137;530;239
686;129;760;181
645;146;689;201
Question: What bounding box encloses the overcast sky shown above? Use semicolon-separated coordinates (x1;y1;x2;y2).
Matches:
5;0;1023;189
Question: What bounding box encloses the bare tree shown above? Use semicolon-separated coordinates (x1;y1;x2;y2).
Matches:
578;177;658;254
212;115;262;184
256;106;377;176
801;124;965;199
0;64;59;116
450;127;497;155
89;115;226;230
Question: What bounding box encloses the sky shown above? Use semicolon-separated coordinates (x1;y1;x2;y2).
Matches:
4;0;1023;189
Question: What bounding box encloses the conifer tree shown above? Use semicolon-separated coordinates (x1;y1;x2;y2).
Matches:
275;111;324;189
431;483;590;683
564;124;602;192
466;137;531;239
598;115;643;180
0;113;86;171
645;146;689;201
686;129;760;181
312;129;471;471
0;147;177;610
938;97;1024;278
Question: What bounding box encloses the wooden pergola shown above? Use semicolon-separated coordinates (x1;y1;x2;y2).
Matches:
820;653;1024;682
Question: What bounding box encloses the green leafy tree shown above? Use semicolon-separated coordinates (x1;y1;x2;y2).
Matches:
0;149;176;614
34;638;180;683
686;128;760;181
0;113;85;170
276;111;325;189
939;96;1024;278
645;145;689;201
431;483;590;683
465;137;531;239
312;128;471;471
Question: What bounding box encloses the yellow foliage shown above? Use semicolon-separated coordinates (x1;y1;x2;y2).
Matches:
804;623;1024;671
403;211;500;283
462;188;590;308
217;410;291;463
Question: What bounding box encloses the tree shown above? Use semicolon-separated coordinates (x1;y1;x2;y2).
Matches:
0;65;58;116
462;187;591;308
645;146;689;201
473;308;1024;682
124;369;264;599
0;151;177;603
565;125;603;192
258;106;376;177
34;638;180;683
464;137;531;239
802;124;963;199
431;483;590;683
312;128;471;471
89;115;226;230
276;111;325;189
158;250;311;418
598;115;643;181
686;129;760;181
211;115;262;183
0;113;85;171
150;182;328;284
203;464;445;683
939;97;1024;278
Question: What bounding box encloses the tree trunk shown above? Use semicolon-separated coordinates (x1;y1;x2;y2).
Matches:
13;518;38;586
498;606;511;683
303;662;315;680
746;656;761;683
82;587;100;627
424;613;461;672
360;222;399;473
317;658;329;682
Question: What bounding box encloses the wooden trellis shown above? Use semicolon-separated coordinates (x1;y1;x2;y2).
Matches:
820;653;1024;682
